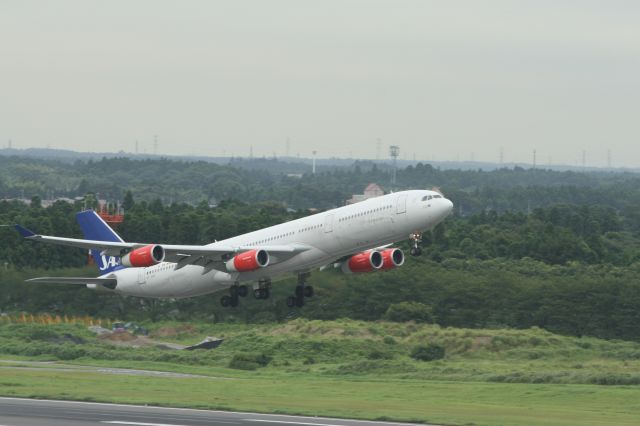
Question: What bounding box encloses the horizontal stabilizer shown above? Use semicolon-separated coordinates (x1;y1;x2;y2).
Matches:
26;277;117;287
14;224;36;238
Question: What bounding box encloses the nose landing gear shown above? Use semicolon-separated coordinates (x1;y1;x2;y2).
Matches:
286;272;314;308
409;232;423;256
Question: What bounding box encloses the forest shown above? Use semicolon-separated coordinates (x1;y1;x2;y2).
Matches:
1;154;640;341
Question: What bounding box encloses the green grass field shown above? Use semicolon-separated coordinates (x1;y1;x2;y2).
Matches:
1;319;640;425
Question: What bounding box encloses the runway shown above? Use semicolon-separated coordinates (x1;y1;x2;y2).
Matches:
0;397;434;426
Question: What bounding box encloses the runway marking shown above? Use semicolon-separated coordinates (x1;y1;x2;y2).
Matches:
245;419;350;426
102;422;189;426
0;397;424;426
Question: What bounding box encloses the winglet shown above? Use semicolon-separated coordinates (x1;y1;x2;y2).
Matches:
14;224;36;238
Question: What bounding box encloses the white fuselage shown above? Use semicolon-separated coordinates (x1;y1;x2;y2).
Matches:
106;190;452;298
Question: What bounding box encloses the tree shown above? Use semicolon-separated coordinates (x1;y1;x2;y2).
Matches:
30;196;42;209
123;190;135;211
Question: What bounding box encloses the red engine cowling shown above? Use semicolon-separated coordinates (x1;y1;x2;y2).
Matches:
341;250;383;273
121;244;165;267
381;248;405;270
226;249;270;272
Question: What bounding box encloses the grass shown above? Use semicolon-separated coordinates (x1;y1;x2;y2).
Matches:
2;369;640;426
1;319;640;425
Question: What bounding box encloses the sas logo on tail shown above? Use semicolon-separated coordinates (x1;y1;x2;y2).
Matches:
99;255;121;271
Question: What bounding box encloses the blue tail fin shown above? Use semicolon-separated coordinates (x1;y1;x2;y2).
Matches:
76;210;124;274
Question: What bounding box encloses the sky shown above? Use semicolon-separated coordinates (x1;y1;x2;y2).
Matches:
1;1;639;167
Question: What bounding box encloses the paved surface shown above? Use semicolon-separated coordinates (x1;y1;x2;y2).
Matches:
0;360;229;380
0;397;435;426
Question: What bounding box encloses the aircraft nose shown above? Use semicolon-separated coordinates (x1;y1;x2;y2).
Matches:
445;198;453;213
442;198;453;217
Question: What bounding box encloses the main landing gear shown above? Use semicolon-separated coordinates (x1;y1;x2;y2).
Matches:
253;278;271;300
220;283;248;307
409;232;423;257
286;272;314;308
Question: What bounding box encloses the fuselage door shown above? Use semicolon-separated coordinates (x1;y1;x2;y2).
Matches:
137;268;146;285
396;194;407;214
324;213;334;233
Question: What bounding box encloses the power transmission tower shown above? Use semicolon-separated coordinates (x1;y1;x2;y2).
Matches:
312;150;317;174
389;145;400;186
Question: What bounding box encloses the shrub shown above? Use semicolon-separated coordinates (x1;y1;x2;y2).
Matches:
384;302;434;323
228;353;272;370
410;344;445;361
367;349;394;360
383;336;397;345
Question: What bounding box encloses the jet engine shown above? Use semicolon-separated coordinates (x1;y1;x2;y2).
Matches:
121;244;165;267
381;248;405;270
341;250;383;273
226;249;270;272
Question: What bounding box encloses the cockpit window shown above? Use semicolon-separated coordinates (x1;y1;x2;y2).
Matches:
422;195;432;201
433;194;442;199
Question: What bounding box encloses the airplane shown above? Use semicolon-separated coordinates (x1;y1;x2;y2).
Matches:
15;189;453;308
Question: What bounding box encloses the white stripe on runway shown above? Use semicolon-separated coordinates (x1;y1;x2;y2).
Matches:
246;419;351;426
102;421;188;426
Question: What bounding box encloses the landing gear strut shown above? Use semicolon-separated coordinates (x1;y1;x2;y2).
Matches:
220;283;248;308
253;278;271;300
409;232;423;257
286;272;314;308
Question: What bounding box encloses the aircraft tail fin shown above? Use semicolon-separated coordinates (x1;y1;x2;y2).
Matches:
75;210;124;274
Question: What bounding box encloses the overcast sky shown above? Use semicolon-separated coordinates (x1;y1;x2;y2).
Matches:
2;1;639;166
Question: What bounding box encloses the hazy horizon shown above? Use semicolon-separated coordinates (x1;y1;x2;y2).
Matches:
2;1;639;167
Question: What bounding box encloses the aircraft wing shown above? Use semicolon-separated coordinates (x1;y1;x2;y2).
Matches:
15;224;237;255
14;224;310;268
26;277;117;286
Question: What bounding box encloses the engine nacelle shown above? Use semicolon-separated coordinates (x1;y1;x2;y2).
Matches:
121;244;165;267
226;249;270;272
341;250;383;274
381;248;405;270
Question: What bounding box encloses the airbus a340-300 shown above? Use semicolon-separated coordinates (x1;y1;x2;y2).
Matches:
15;190;452;308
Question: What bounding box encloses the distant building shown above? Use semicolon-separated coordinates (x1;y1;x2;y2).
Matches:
41;197;75;208
0;197;76;207
346;183;385;205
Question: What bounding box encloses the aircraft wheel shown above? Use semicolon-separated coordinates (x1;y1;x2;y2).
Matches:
295;285;304;298
286;296;296;308
260;288;270;299
238;285;248;298
220;295;231;307
304;286;314;298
